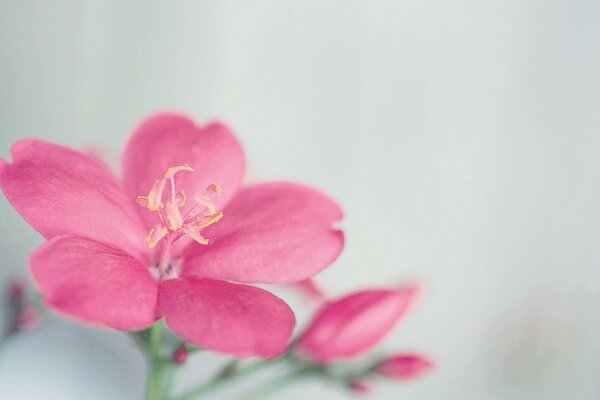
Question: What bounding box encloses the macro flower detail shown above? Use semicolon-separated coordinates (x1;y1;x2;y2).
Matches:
0;112;344;358
296;284;419;363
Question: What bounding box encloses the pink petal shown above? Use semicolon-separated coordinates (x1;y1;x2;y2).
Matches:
158;278;295;358
30;236;158;331
122;113;245;228
183;182;344;283
375;354;434;379
0;140;148;261
296;284;419;363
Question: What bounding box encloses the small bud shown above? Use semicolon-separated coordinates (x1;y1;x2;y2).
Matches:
172;345;188;365
375;354;434;380
347;379;372;395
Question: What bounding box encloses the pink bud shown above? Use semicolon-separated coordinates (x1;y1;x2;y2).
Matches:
375;354;434;379
16;306;40;330
172;345;188;365
296;283;420;363
348;379;372;395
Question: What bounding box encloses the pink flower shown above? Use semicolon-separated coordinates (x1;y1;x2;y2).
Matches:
296;284;418;363
375;354;434;379
0;113;344;358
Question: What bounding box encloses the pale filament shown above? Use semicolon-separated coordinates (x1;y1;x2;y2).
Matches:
136;164;223;249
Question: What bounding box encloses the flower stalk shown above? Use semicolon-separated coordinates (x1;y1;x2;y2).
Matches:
147;322;165;400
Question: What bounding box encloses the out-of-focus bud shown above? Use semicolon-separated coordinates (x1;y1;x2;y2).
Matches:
296;283;420;363
17;306;40;330
347;379;372;395
375;354;434;379
172;345;188;365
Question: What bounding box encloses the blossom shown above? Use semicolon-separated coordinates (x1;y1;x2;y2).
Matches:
375;354;434;379
295;284;418;363
0;113;344;358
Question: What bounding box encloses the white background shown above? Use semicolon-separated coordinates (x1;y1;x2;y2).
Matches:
1;1;600;399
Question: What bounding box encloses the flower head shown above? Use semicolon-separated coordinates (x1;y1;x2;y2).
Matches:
0;113;344;358
295;284;419;363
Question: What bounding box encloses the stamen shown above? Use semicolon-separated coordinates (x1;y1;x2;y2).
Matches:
206;183;222;197
193;194;217;215
182;226;210;245
165;201;184;231
137;179;166;211
146;224;168;248
164;164;194;179
190;211;223;229
175;190;186;207
137;166;224;254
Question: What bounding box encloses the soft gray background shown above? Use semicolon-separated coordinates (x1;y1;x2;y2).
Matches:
1;1;600;399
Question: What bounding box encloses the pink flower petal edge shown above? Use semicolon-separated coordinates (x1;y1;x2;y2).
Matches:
158;278;295;358
0;140;149;261
183;182;344;284
375;354;434;379
30;235;159;331
296;284;420;363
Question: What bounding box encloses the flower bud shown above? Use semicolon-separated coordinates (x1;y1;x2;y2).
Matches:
296;283;419;363
172;345;188;365
347;379;372;395
375;354;434;379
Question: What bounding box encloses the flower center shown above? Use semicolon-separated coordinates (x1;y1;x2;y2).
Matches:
137;164;223;279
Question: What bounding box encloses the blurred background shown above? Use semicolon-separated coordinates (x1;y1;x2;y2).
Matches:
1;1;600;399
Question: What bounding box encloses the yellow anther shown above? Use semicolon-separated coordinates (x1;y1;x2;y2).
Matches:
182;226;210;245
146;224;168;248
138;179;166;211
164;164;194;179
193;212;224;229
206;183;222;197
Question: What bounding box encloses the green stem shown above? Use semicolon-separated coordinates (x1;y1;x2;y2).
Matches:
245;368;310;400
172;358;282;400
147;323;164;400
